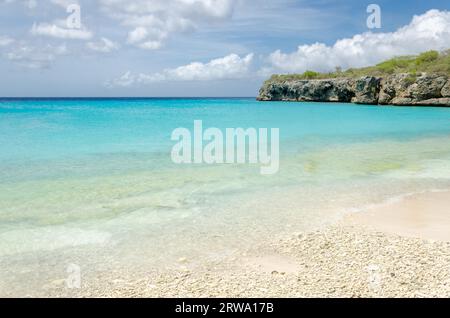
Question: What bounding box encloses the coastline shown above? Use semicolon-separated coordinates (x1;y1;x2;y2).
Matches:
145;189;450;298
3;98;450;298
31;189;450;298
257;52;450;107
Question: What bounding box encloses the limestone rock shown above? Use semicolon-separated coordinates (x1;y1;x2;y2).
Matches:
258;79;355;102
352;76;381;104
406;74;447;100
441;80;450;97
257;73;450;106
413;98;450;106
378;74;410;105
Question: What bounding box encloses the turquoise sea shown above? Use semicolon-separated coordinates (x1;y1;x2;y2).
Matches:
1;98;450;296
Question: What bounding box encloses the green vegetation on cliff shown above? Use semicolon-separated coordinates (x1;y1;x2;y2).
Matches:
267;50;450;83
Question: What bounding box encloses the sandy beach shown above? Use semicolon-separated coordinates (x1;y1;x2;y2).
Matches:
35;190;450;298
142;190;450;298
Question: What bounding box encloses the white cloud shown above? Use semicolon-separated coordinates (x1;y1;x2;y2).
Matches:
0;35;14;47
266;9;450;74
31;22;93;40
107;53;254;87
126;26;165;50
4;43;68;69
100;0;236;49
25;0;36;8
50;0;78;7
87;37;119;53
127;27;148;44
108;71;136;87
1;0;36;9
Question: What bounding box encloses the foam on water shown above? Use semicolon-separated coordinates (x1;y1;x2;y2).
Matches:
0;227;111;256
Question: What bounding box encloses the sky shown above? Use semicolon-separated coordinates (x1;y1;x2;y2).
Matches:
0;0;450;97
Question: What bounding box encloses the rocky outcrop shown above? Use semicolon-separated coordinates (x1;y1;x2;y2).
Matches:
352;76;381;104
257;78;355;103
258;73;450;106
440;79;450;97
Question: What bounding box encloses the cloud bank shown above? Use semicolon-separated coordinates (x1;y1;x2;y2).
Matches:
31;22;93;40
267;9;450;74
107;53;253;87
100;0;236;49
4;43;68;69
0;35;14;47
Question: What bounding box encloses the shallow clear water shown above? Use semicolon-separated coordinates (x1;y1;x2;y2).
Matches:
1;98;450;296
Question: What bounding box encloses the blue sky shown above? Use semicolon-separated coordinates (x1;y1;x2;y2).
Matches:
0;0;449;97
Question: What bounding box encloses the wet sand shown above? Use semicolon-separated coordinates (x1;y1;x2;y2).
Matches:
345;190;450;242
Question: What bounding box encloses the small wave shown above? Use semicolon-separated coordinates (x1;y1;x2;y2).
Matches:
343;188;450;215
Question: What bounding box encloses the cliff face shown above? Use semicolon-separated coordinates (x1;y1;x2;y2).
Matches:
257;74;450;106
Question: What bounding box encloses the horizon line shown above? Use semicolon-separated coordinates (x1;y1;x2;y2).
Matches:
0;96;257;99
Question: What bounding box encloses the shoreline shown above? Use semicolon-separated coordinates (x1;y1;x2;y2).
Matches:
344;189;450;242
42;188;450;298
146;189;450;297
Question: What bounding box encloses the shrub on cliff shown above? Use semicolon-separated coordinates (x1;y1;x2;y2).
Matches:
265;49;449;84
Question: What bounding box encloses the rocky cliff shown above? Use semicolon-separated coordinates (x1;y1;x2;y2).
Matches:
257;73;450;106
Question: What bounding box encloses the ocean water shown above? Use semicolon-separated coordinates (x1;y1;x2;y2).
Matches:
1;98;450;296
